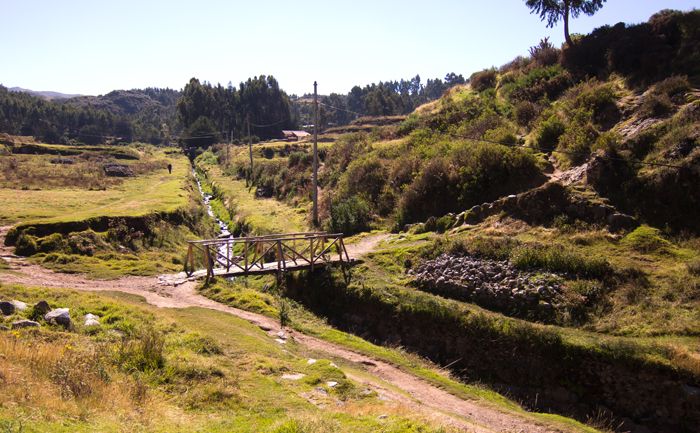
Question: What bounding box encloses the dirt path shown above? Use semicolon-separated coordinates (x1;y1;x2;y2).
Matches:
0;228;559;433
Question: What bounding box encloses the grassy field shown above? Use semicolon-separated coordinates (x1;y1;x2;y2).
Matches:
0;284;493;433
0;145;190;226
195;148;309;236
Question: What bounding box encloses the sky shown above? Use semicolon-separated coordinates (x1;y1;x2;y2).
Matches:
1;0;698;97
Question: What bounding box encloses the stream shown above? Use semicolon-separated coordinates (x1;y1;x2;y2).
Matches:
192;169;234;259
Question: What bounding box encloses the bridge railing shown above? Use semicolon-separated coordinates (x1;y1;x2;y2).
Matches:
185;231;350;278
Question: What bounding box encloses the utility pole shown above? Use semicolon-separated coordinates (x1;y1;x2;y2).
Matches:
313;81;318;226
247;115;253;186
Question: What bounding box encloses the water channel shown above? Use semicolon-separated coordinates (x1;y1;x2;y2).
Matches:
192;169;234;260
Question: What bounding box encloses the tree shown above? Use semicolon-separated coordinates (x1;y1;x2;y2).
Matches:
524;0;606;47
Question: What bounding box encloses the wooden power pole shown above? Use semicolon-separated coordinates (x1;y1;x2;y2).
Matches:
247;114;253;184
313;81;318;226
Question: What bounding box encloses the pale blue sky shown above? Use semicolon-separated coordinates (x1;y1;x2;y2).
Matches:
1;0;697;97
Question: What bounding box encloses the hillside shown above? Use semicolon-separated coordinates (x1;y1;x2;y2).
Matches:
1;7;700;433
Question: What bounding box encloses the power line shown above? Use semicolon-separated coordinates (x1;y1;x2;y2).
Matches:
249;117;291;128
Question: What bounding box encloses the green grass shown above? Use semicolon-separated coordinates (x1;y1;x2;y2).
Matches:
192;275;600;433
0;148;190;226
195;156;308;236
0;284;460;433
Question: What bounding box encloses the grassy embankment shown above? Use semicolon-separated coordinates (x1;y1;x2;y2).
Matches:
0;142;216;279
0;284;470;433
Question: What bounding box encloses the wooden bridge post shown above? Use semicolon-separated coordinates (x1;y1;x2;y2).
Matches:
244;239;249;276
204;245;213;280
186;243;194;276
310;237;314;272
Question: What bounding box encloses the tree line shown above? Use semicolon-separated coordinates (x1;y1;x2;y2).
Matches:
0;85;181;145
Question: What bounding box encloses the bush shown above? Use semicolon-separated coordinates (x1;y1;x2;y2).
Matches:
470;69;498;92
327;196;371;236
15;233;38;256
623;225;671;253
535;114;567;150
514;101;540;127
638;92;673;118
529;37;560;67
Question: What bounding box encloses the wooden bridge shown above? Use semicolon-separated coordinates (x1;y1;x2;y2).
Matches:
184;231;351;279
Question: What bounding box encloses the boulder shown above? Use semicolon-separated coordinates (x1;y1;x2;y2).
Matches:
34;300;52;315
103;163;134;177
84;313;100;327
0;301;15;316
10;300;28;311
592;205;607;220
607;213;635;229
45;308;71;326
0;325;9;331
12;320;40;329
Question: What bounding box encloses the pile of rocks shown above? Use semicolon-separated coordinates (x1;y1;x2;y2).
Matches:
0;299;101;330
103;163;134;177
410;253;564;312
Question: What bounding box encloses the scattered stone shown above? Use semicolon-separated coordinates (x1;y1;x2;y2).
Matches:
45;308;71;326
378;415;389;419
329;362;338;368
277;331;288;340
281;373;305;380
0;325;9;331
34;300;51;315
12;320;40;329
103;163;134;177
307;359;317;365
314;387;328;397
84;313;100;327
258;324;273;331
274;338;287;344
413;253;565;313
0;301;15;316
10;300;27;311
327;381;338;387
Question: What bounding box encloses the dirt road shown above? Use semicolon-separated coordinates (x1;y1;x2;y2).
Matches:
0;227;561;433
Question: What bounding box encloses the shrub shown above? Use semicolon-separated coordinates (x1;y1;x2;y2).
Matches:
557;118;600;166
395;113;420;137
638;92;673;118
327;196;371;236
535;114;567;150
15;233;38;256
623;225;671;253
529;37;560;67
470;69;498;92
38;233;65;253
514;101;540;127
652;75;691;97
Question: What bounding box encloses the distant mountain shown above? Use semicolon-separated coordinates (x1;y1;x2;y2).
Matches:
8;87;82;100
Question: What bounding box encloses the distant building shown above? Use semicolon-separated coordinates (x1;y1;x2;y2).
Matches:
282;130;311;141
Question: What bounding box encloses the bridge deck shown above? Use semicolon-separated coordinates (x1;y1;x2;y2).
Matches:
185;231;351;279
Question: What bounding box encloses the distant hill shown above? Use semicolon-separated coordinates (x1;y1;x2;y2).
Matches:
64;90;164;116
8;87;82;100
